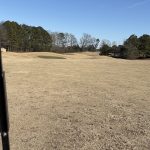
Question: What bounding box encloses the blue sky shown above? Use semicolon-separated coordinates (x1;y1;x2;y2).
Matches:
0;0;150;44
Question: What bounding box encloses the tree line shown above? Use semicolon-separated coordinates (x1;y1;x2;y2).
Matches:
100;34;150;59
0;21;100;53
0;21;52;52
0;21;150;59
50;32;100;53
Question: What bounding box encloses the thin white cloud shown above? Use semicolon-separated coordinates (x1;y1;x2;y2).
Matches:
129;0;150;8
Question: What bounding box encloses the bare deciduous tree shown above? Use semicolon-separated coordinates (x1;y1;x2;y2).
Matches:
80;33;100;50
51;32;78;49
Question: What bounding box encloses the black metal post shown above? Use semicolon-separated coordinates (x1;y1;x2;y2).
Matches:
0;43;10;150
1;132;10;150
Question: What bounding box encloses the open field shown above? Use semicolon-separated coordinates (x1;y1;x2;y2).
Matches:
1;52;150;150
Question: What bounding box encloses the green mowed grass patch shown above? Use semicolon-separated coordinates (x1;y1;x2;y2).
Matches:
38;55;66;59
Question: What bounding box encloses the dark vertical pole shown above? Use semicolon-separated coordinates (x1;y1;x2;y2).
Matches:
0;42;10;150
1;132;10;150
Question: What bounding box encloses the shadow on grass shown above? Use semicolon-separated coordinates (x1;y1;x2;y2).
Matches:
38;56;66;59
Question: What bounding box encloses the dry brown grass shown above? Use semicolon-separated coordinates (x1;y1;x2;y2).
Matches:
1;52;150;150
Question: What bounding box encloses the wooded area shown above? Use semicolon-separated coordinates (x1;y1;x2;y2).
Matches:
100;34;150;59
0;21;150;59
0;21;52;52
